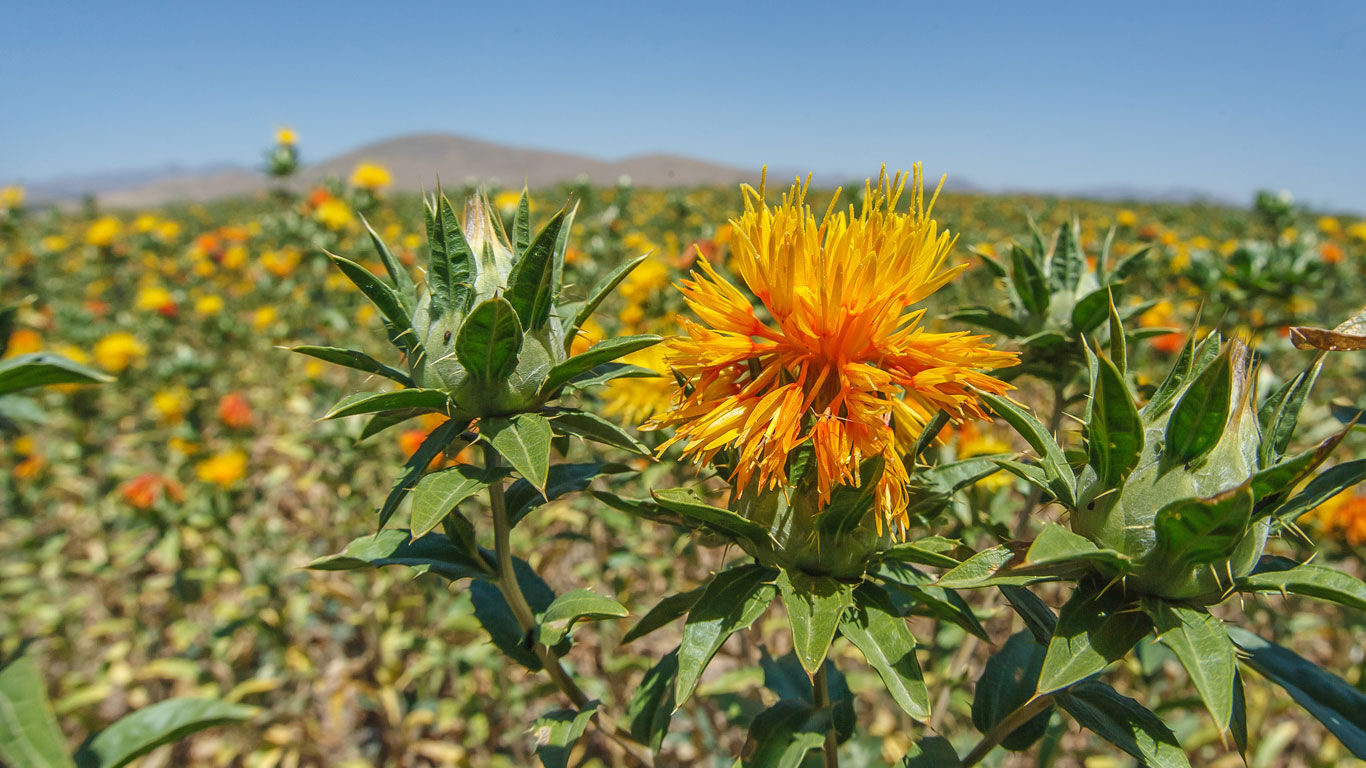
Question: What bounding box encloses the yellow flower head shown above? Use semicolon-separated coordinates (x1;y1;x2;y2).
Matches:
649;167;1017;533
85;216;123;248
197;450;248;488
276;126;298;146
349;162;392;191
94;332;147;373
1;186;26;209
314;198;354;230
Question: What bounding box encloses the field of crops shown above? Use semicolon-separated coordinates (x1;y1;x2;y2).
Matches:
2;160;1365;768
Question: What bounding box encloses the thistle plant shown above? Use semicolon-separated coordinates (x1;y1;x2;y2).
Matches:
936;306;1366;765
302;188;661;765
620;168;1021;765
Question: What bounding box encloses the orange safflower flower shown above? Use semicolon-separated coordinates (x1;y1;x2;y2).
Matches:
218;393;254;429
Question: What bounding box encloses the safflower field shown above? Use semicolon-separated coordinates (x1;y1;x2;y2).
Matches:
3;132;1366;768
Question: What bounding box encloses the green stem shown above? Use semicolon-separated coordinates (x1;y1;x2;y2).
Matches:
483;444;653;767
813;664;839;768
959;694;1054;768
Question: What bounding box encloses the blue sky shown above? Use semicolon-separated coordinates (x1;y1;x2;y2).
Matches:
5;1;1365;210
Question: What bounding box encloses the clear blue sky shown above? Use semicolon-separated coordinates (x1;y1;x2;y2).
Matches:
5;1;1365;211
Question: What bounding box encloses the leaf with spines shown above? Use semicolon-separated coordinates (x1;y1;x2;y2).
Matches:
979;392;1076;507
1268;459;1366;528
1038;587;1151;694
549;408;650;455
674;564;777;708
1050;216;1084;293
1055;682;1191;767
455;296;523;383
628;650;678;751
1144;600;1236;731
289;346;413;387
308;529;490;581
424;192;476;318
360;214;415;311
1086;350;1143;487
1163;343;1235;471
537;589;629;646
326;253;414;352
840;583;930;720
1152;485;1253;571
323;388;450;420
569;254;651;341
532;703;597;768
481;413;552;493
1010;243;1050;317
505;207;568;330
377;418;468;529
777;571;852;675
541;335;661;397
1238;560;1366;612
623;588;704;644
513;188;531;254
1257;358;1323;465
409;464;506;539
651;488;774;552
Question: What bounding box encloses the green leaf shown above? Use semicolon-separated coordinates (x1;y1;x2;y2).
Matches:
410;464;505;539
1269;459;1366;528
505;207;567;330
569;254;651;337
0;655;77;768
471;557;556;670
1050;217;1084;293
307;529;490;581
377;418;467;529
358;408;424;441
1070;289;1113;334
979;392;1076;507
1249;429;1350;513
425;193;475;317
1258;359;1323;465
289;346;413;386
1143;326;1200;418
840;583;929;720
541;335;661;397
623;588;704;644
74;699;256;768
741;700;829;768
1010;243;1050;317
1038;588;1151;694
1237;562;1366;612
513;188;531;254
777;571;852;676
1086;352;1143;487
1107;292;1128;374
628;650;678;751
1144;600;1236;731
1056;681;1191;767
453;296;524;383
0;353;112;396
538;589;629;646
360;214;415;310
482;413;552;493
323;388;449;420
549;409;649;455
1013;523;1129;579
675;564;777;707
506;462;623;527
1228;627;1366;759
651;488;774;551
326;253;412;345
973;632;1053;751
907;410;951;466
1163;344;1234;470
880;537;961;569
561;362;659;391
950;307;1027;338
877;565;989;641
900;736;959;767
1110;245;1152;282
532;702;597;768
936;545;1036;589
1001;585;1057;644
1152;485;1253;571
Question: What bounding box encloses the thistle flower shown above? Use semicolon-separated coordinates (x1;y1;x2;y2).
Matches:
649;167;1016;533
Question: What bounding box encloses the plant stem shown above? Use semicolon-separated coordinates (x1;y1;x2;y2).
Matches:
483;444;653;767
813;664;839;768
959;694;1054;768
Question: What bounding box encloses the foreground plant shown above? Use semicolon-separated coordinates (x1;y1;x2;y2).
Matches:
619;168;1020;764
303;188;660;765
945;307;1366;765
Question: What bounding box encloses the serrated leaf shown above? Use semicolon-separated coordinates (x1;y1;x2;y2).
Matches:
0;655;77;768
541;335;661;397
569;254;651;337
1056;682;1191;767
323;388;449;420
1258;359;1322;465
1237;561;1366;612
675;564;777;708
513;189;531;254
505;207;567;330
1012;523;1129;579
506;462;623;527
1152;485;1253;571
880;537;961;569
0;353;112;396
651;488;773;551
358;408;424;441
936;545;1037;589
1038;588;1150;694
1269;459;1366;527
973;632;1053;751
410;464;505;539
900;736;959;766
377;418;467;529
360;214;415;310
74;699;256;768
549;409;649;455
1050;217;1084;293
307;529;490;581
840;583;929;720
1145;600;1236;731
327;253;413;347
1228;627;1366;759
1087;352;1143;487
623;588;704;644
289;346;413;386
777;571;852;676
561;362;659;391
1163;344;1234;470
455;297;523;382
979;392;1076;507
538;589;628;646
532;702;597;768
482;413;552;493
425;193;475;317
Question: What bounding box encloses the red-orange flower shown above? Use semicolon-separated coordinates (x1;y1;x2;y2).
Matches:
648;167;1017;533
120;473;185;509
218;393;254;429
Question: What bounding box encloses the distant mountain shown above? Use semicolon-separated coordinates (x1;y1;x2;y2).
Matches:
18;133;758;209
